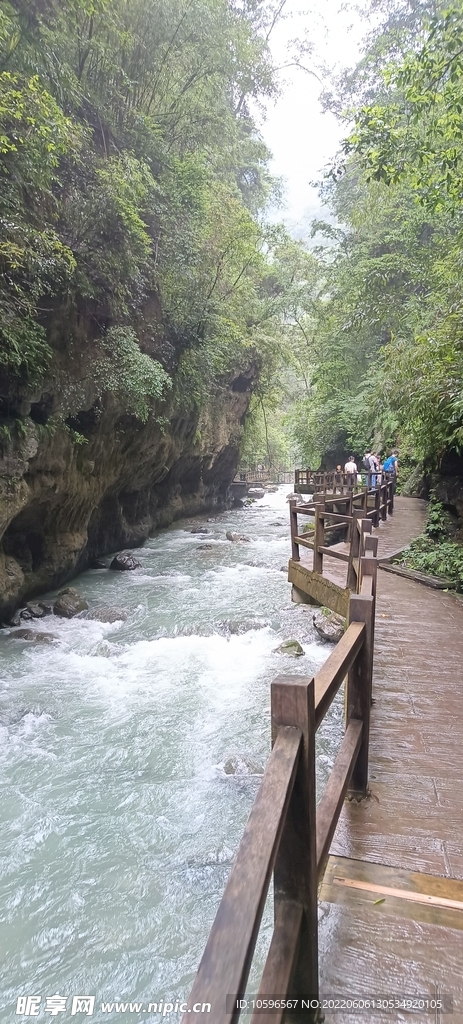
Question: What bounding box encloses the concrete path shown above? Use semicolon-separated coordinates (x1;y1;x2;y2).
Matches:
307;498;463;1023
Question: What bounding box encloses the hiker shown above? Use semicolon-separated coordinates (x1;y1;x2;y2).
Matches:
362;450;378;487
383;450;398;490
344;455;357;488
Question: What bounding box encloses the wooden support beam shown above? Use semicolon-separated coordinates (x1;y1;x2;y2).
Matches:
346;594;374;796
288;561;351;617
314;622;365;729
250;901;303;1024
313;502;324;574
271;676;319;1007
180;727;302;1024
316;720;363;879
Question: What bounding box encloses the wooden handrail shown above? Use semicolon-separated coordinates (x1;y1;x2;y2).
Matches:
316;719;363;878
250;900;303;1024
180;726;302;1024
185;501;380;1021
314;622;365;728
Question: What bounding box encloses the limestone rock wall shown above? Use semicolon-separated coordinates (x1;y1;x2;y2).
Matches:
0;365;255;620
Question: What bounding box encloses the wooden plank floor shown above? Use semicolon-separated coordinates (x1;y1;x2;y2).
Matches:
300;499;463;1022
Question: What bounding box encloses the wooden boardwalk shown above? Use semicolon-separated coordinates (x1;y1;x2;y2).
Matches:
183;493;463;1024
301;498;463;1022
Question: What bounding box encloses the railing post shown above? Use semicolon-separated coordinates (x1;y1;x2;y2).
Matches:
313;500;324;574
271;676;318;1012
374;484;381;527
347;509;362;590
346;592;374;796
381;482;387;521
289;500;300;562
388;478;394;515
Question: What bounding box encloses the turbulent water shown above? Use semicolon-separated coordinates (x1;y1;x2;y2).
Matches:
0;487;344;1022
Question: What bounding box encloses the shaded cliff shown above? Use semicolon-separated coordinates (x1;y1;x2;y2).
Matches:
0;356;256;621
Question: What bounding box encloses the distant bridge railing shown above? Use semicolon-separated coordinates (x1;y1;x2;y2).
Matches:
181;536;377;1024
295;468;394;496
236;468;295;485
289;480;393;587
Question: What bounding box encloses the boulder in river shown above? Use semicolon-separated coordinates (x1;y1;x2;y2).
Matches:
273;639;304;656
10;629;57;644
197;544;214;551
312;609;345;643
190;527;210;534
109;552;141;571
222;755;264;776
90;558;107;570
25;603;48;619
226;531;251;543
84;606;128;623
53;587;89;618
247;487;265;498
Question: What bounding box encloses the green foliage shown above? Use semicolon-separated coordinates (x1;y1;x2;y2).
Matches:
394;491;463;589
424;492;452;540
97;327;172;422
0;0;287;404
396;536;463;589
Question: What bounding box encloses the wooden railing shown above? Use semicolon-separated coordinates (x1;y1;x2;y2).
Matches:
295;468;395;500
180;545;377;1024
237;468;294;484
289;479;394;574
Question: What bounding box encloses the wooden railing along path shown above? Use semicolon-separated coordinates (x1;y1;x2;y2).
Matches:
181;515;379;1024
287;473;393;615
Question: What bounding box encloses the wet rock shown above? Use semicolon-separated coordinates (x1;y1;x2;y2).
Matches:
232;498;244;507
266;485;279;493
19;608;33;620
223;755;264;776
217;618;267;635
26;603;47;618
109;552;141;571
11;629;57;643
8;611;22;627
197;544;214;551
190;527;210;534
280;565;287;571
245;561;259;567
38;601;53;615
248;487;265;498
226;531;251;543
84;606;128;623
273;639;305;656
53;587;89;618
313;609;345;643
90;558;107;569
286;492;306;504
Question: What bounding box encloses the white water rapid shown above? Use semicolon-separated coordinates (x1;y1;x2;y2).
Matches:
0;487;344;1022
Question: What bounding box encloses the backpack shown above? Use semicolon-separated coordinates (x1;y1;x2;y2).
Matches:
362;454;371;471
383;455;396;472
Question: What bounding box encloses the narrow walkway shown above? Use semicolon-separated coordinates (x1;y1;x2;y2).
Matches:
303;499;463;1021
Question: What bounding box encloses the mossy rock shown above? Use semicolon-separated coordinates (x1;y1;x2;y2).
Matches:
273;639;304;656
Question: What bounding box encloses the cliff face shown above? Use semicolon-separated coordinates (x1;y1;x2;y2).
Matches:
0;358;256;621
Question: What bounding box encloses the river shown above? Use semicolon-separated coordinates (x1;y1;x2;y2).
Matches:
0;486;344;1022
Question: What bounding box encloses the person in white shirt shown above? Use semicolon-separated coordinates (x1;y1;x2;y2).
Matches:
344;456;357;488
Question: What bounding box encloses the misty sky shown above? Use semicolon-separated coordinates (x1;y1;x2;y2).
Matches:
260;0;371;233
